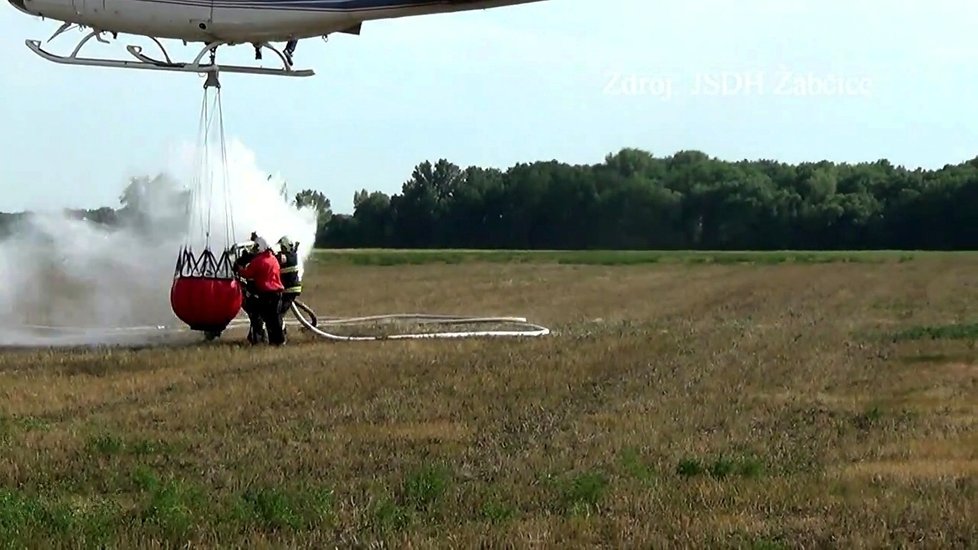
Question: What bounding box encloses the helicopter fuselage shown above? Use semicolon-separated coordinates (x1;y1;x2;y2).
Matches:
9;0;541;43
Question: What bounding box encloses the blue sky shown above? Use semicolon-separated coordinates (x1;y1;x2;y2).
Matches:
3;0;978;214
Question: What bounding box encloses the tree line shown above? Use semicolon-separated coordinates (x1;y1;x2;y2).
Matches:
2;148;976;250
322;148;978;250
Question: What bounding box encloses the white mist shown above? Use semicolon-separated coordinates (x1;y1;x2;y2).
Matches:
0;137;320;347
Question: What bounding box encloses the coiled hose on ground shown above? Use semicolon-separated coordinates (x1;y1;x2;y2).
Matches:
284;299;550;341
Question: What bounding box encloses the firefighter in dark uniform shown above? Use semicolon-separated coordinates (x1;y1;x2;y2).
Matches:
276;236;302;336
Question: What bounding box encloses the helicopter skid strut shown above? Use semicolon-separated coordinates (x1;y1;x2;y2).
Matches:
25;27;315;77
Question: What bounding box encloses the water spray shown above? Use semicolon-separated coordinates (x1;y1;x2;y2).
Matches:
0;70;550;347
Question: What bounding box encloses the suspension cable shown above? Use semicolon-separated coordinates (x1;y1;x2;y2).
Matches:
202;89;220;248
184;78;234;252
187;91;209;249
215;87;235;247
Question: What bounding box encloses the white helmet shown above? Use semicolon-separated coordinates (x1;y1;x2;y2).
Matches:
254;236;270;252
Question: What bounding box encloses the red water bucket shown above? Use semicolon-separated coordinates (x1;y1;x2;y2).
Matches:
170;276;243;333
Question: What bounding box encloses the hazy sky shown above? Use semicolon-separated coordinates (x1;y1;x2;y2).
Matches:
3;0;978;214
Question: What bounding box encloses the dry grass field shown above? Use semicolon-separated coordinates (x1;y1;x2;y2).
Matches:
1;251;977;547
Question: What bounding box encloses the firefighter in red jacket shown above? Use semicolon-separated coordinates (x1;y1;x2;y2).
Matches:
235;236;287;345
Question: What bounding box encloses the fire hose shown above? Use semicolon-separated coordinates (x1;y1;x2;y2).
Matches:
11;298;550;344
11;300;550;345
284;299;550;341
224;249;549;340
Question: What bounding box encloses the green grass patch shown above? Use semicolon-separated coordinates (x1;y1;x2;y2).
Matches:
480;497;516;524
0;471;336;548
852;405;884;431
890;322;978;341
84;433;182;457
619;447;656;483
743;536;792;550
0;489;118;548
235;485;334;532
555;470;608;516
372;497;411;533
369;463;452;532
676;454;765;480
676;458;705;478
309;249;940;267
400;464;451;514
86;433;125;455
138;477;204;542
0;415;53;444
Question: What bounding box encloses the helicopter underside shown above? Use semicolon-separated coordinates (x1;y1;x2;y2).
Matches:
13;0;540;43
12;0;542;78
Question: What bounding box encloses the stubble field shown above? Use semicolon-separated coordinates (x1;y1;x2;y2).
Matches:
1;251;976;547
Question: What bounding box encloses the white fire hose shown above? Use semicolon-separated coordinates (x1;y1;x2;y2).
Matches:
285;300;550;341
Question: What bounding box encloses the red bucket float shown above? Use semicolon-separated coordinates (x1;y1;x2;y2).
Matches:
170;246;243;338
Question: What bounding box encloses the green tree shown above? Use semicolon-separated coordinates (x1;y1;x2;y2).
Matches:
16;146;978;252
